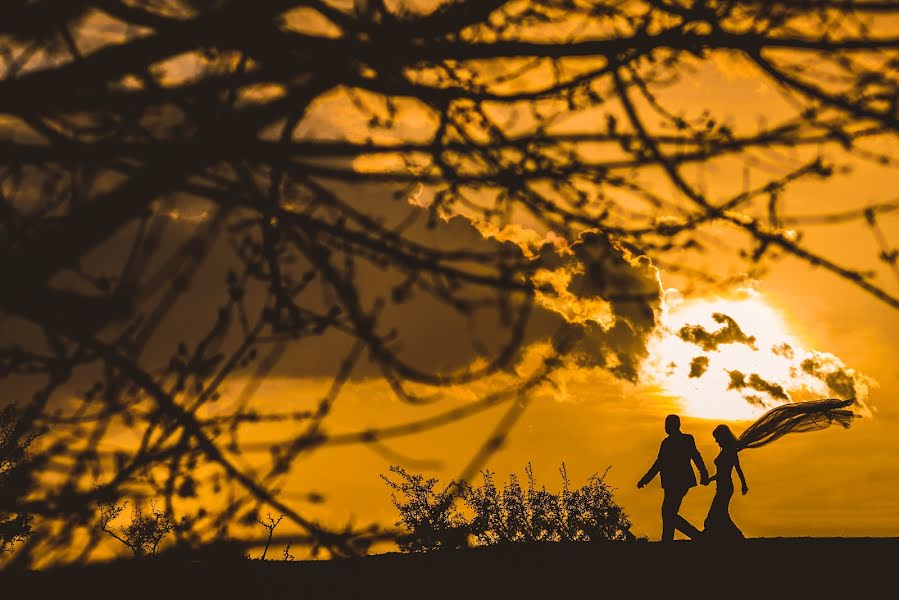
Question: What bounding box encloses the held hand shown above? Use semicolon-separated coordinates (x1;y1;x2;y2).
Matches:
637;480;646;489
700;475;710;486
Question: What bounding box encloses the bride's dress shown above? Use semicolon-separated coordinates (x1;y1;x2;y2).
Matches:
703;450;744;540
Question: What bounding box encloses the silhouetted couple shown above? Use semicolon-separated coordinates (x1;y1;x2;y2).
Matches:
638;400;857;541
637;414;742;541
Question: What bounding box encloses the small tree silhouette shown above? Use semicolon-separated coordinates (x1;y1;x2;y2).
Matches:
97;499;177;558
281;542;295;562
255;512;284;560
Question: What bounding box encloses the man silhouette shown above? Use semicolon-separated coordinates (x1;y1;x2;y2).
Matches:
638;414;709;541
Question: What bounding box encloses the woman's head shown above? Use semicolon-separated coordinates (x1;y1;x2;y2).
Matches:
713;424;739;450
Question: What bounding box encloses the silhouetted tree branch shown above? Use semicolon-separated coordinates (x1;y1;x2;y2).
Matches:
1;0;897;565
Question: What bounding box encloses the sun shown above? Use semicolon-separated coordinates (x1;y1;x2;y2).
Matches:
644;291;824;422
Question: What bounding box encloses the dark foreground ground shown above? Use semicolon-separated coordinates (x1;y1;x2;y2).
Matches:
2;538;894;597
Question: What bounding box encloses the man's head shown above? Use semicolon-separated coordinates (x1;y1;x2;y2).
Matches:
664;414;681;435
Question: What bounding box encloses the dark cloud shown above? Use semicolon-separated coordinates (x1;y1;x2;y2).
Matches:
800;356;858;400
824;371;857;400
0;112;680;420
678;312;757;352
688;355;709;378
742;394;770;408
726;370;790;401
22;175;664;389
6;176;564;385
726;370;746;390
747;374;789;401
540;232;664;382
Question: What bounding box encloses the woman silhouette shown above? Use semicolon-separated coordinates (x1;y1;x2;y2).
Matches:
704;424;747;540
703;398;857;541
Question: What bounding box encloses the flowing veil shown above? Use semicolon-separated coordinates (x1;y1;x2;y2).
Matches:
736;399;858;451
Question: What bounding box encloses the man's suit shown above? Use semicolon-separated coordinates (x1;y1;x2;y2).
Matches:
639;432;709;541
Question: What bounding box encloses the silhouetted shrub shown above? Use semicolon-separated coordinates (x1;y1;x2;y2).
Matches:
0;405;35;554
383;463;634;552
381;466;468;552
97;498;179;558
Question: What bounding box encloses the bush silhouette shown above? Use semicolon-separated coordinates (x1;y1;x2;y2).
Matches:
381;466;468;552
383;463;635;552
0;405;35;554
97;498;179;558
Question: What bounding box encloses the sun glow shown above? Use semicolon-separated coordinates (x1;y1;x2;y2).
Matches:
644;290;862;422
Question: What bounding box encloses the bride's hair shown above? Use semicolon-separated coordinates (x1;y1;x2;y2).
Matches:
713;424;739;450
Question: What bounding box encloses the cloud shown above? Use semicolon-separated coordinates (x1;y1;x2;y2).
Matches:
535;232;664;382
678;312;757;351
771;343;794;359
689;356;709;378
742;394;768;407
799;354;868;401
726;370;790;401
